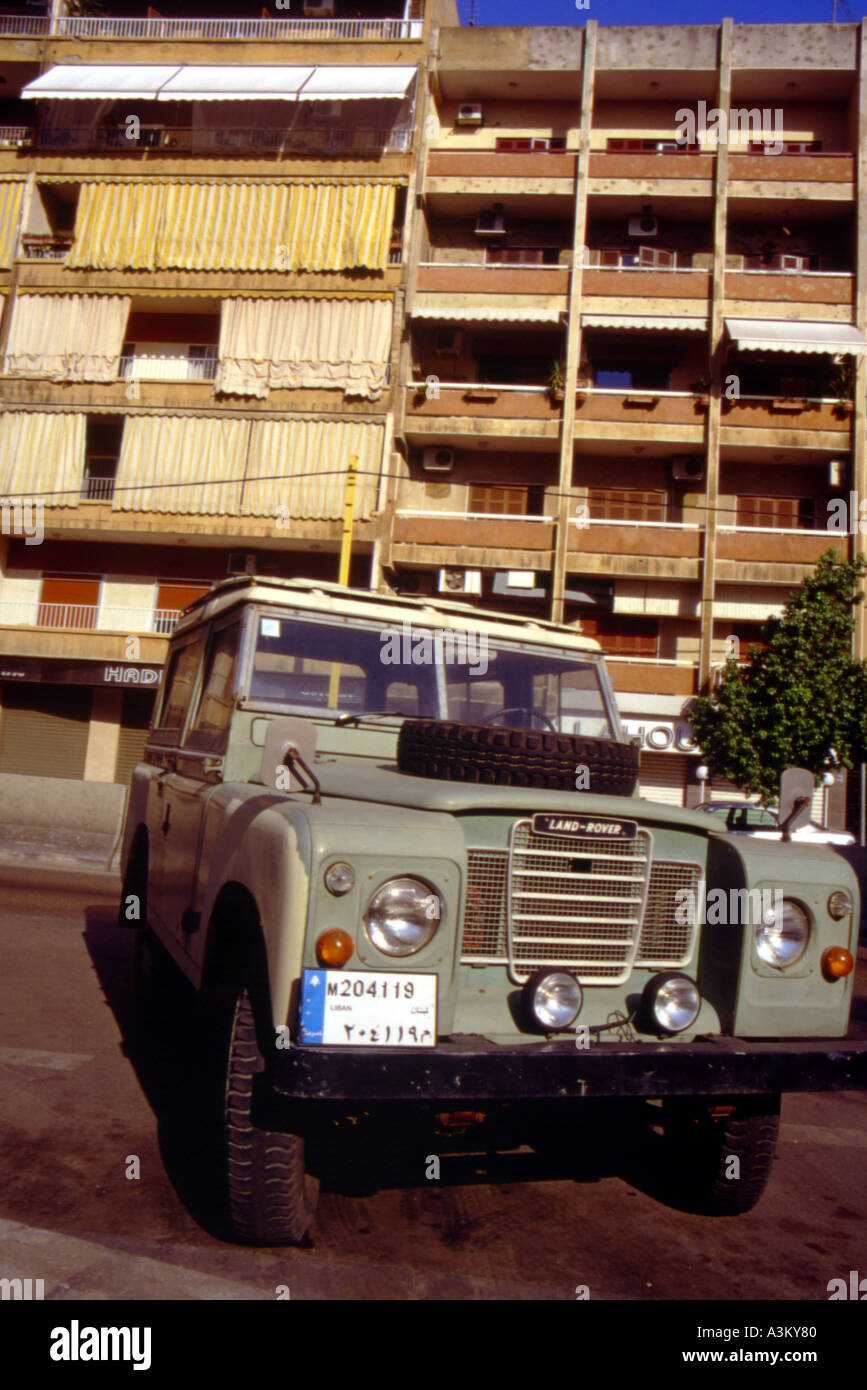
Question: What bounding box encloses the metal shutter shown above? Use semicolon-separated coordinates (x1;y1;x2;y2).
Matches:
638;752;687;807
114;689;156;787
0;683;91;779
706;775;749;803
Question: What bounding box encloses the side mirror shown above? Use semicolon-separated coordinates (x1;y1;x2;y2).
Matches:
778;767;814;840
260;717;318;793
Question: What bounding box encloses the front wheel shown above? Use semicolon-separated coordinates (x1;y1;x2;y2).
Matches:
211;985;319;1245
662;1093;781;1215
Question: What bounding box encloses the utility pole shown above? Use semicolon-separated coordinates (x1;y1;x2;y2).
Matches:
328;455;358;709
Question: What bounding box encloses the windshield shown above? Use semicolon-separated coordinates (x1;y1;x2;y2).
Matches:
248;612;615;737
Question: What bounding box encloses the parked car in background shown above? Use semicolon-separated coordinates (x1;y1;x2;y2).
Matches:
696;801;855;846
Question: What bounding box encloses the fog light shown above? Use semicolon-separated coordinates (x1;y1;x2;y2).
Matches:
827;891;854;922
822;946;854;981
523;970;583;1032
316;928;354;967
641;972;701;1035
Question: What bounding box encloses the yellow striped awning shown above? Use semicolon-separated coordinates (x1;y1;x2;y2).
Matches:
0;412;85;507
0;179;25;269
67;180;396;273
113;416;248;514
241;419;384;520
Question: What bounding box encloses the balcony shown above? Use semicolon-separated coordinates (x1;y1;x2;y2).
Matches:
719;394;851;449
119;353;217;383
0;600;182;635
47;16;423;41
417;263;569;297
582;265;711;320
20;235;73;263
725;268;853;312
0;126;32;150
404;382;561;446
392;509;555;567
38;123;413;156
568;517;702;581
425;148;577;200
0;15;47;36
573;389;706;446
587;151;715;197
605;656;697;698
728;152;854;199
715;526;848;582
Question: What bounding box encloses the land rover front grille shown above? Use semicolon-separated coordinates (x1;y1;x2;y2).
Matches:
462;826;701;983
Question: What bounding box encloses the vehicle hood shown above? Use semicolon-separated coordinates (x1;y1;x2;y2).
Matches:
313;758;714;832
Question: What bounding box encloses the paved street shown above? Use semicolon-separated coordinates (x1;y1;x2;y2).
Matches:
0;866;865;1302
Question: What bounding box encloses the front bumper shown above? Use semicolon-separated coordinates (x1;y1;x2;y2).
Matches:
273;1033;867;1101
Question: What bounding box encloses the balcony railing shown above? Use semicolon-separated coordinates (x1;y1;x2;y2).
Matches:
0;126;32;149
51;15;423;40
80;475;116;502
20;235;72;262
39;124;413;155
0;15;48;36
0;599;181;634
118;355;217;383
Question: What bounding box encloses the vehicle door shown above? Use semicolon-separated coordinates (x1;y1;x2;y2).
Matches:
158;615;244;959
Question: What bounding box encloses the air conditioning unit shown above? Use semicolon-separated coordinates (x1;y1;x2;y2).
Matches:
672;455;705;482
435;328;462;356
628;214;658;238
228;552;257;575
438;567;482;596
394;570;436;596
475;207;507;237
456;102;483;126
829;459;846;488
422;447;455;473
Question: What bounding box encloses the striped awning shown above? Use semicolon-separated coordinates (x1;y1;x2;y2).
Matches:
582;313;708;332
242;419;384;519
0;179;24;269
725;318;867;355
412;306;563;324
0;412;85;507
21;65;183;100
67;180;396;272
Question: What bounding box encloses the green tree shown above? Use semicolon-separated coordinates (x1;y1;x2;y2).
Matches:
688;550;867;806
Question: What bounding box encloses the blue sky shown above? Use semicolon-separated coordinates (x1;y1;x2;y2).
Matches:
454;1;867;25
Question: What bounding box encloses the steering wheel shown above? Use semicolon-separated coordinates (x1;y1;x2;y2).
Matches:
480;706;557;731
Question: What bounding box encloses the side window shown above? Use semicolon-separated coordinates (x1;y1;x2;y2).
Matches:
153;637;204;741
187;622;241;752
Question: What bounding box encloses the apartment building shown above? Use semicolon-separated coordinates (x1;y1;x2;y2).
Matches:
0;0;448;779
389;20;867;816
0;13;863;819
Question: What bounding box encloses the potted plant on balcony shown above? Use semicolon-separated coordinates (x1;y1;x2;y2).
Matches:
692;375;711;408
463;376;500;403
547;360;566;403
828;356;855;418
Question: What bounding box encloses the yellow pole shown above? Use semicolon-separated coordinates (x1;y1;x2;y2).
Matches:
328;455;358;708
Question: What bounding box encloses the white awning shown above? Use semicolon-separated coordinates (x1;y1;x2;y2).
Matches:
726;318;867;355
582;313;708;332
298;66;417;101
413;306;563;324
21;64;182;101
158;66;314;101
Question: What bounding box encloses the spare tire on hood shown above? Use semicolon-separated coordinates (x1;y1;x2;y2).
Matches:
396;719;639;797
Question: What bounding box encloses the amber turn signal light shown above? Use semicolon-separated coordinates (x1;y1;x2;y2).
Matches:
316;928;354;967
821;946;854;981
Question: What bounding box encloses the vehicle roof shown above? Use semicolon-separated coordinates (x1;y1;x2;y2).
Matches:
172;575;603;653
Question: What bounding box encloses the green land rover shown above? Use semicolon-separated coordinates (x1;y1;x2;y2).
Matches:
119;576;867;1245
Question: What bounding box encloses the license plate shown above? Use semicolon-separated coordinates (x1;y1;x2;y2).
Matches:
532;813;638;840
298;970;437;1048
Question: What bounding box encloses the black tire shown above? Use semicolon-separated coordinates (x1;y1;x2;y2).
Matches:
662;1093;781;1215
213;985;319;1246
396;719;639;797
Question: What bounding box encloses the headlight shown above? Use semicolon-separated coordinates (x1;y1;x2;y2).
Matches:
364;877;442;957
756;899;809;967
641;972;701;1035
523;970;583;1032
827;890;854;922
324;862;355;896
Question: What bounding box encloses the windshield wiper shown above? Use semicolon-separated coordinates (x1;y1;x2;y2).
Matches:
334;710;412;727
